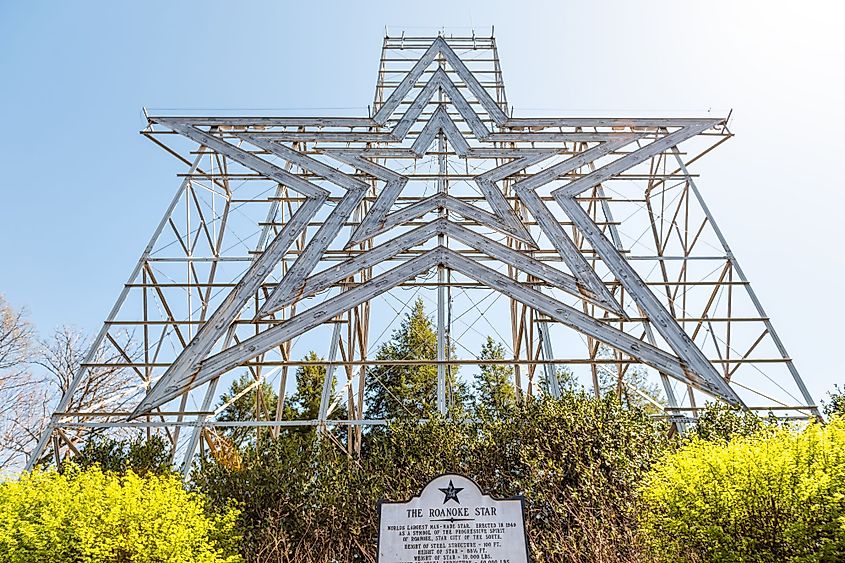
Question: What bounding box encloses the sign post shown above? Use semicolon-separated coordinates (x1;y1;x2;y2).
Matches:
377;474;530;563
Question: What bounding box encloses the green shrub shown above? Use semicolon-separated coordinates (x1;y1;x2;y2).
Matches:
0;464;241;563
193;393;667;562
824;385;845;419
71;434;173;476
639;417;845;562
690;402;776;442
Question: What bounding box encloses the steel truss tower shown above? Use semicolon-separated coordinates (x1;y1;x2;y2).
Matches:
30;32;818;471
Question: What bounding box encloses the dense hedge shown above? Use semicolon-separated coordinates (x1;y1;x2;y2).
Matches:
639;417;845;562
192;393;667;563
0;464;241;563
5;401;843;562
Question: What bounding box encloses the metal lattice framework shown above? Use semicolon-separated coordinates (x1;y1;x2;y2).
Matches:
29;32;818;471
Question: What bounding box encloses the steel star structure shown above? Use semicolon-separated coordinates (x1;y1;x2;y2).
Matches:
29;32;818;472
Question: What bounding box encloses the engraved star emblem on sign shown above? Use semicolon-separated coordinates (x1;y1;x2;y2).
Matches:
439;480;464;504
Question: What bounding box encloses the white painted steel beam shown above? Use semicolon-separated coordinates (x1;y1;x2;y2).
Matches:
497;123;740;405
152;119;328;199
505;143;638;315
412;106;470;156
438;249;714;395
391;68;489;139
320;151;411;249
148;116;377;128
275;221;446;309
317;322;343;426
554;196;742;406
338;145;535;247
146;250;447;407
130;131;350;417
278;218;615;313
232;137;370;318
503;117;725;128
551;121;719;199
434;37;508;124
347;193;534;245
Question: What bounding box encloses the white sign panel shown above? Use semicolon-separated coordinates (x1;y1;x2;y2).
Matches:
377;474;529;563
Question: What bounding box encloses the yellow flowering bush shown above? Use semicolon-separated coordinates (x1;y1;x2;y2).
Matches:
0;465;241;563
639;417;845;562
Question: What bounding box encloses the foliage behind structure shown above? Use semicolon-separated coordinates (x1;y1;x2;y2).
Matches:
365;298;465;420
193;393;666;563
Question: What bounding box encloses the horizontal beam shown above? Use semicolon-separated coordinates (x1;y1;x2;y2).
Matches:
85;358;794;369
148;116;376;127
504;117;727;128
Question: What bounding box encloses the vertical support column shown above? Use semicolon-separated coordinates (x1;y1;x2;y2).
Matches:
52;435;61;467
512;181;527;402
437;270;447;414
435;53;448;416
318;320;343;430
538;322;561;397
180;376;219;479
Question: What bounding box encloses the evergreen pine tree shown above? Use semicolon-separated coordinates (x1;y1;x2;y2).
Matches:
289;350;348;421
365;298;464;419
473;336;517;415
473;337;581;415
538;365;582;396
289;351;323;420
216;372;279;448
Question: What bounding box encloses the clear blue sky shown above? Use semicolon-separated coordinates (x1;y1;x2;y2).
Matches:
1;1;842;403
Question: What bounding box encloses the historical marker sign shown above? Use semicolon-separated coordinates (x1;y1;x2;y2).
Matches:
377;474;529;563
